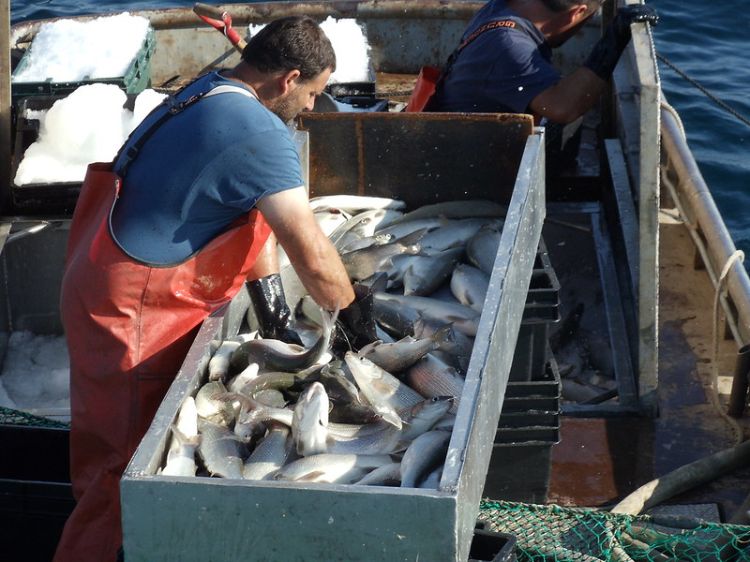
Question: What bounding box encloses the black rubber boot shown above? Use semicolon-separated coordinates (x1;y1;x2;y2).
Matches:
246;273;303;345
332;284;378;354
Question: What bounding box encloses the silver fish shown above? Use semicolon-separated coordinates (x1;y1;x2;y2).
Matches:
326;422;402;455
359;327;451;373
194;381;235;426
384;200;506;226
339;232;396;254
161;426;200;477
412;317;474;364
450;263;490;312
398;396;454;442
273;453;392;484
230;308;336;373
292;382;329;456
314;207;352;237
309;362;381;424
345;352;425;428
375;218;445;241
208;340;242;382
406;354;465;414
418;218;499;253
243;423;294;480
373;295;422;339
326;395;452;455
161;397;200;477
330;208;404;251
400;430;452;488
418;464;443;489
398;247;464;296
226;362;260;393
466;223;502;275
309;195;406;214
254;389;287;409
197;418;245;479
373;293;480;337
340;229;424;282
353;462;402;486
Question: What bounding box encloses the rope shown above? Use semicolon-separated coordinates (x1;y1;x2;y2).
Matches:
711;250;745;446
657;52;750;130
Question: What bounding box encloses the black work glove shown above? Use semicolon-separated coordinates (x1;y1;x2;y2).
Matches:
583;5;659;80
332;284;378;354
246;273;303;345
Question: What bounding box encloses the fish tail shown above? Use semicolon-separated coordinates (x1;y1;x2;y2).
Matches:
171;425;201;448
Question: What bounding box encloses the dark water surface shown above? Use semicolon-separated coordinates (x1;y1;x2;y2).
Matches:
10;0;750;254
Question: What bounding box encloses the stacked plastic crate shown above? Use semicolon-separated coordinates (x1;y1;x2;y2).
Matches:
484;239;562;503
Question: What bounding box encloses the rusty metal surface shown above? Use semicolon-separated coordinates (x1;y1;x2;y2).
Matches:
297;112;534;206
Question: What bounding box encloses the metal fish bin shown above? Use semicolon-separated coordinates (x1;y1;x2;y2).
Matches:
121;113;546;562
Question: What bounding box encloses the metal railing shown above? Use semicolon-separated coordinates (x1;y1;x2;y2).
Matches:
660;99;750;348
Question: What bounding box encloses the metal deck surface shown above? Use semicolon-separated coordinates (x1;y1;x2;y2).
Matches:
546;204;750;519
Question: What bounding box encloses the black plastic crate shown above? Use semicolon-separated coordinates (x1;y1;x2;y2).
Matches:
11;93;142;214
509;322;552;382
494;423;560;444
0;424;73;562
498;409;559;428
11;28;154;103
512;241;560;381
483;440;557;504
502;394;560;412
486;353;561;503
469;527;518;562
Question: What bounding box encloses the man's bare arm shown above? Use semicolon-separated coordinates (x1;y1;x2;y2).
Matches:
257;186;355;311
528;67;605;124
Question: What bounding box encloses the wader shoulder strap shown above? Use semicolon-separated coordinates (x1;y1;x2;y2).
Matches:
115;84;257;178
428;17;524;110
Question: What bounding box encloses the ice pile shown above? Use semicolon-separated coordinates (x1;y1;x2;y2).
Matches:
0;331;70;420
14;84;166;186
248;17;372;83
12;13;151;83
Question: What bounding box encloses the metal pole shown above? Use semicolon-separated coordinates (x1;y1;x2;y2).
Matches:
0;0;11;214
728;344;750;417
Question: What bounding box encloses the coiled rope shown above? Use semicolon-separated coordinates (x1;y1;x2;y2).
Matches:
658;52;750;130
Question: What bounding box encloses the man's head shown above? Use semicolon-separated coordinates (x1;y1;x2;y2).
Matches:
239;16;336;122
519;0;604;47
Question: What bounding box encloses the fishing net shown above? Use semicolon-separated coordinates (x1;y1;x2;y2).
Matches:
479;500;750;561
0;405;70;428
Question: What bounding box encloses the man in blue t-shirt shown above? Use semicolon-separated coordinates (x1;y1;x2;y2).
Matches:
56;17;376;562
109;18;372;343
429;0;658;174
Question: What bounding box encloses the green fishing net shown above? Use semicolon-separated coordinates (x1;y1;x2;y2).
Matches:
0;405;69;428
480;500;750;561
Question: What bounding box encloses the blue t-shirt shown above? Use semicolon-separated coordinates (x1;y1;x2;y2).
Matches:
431;0;560;113
111;71;303;265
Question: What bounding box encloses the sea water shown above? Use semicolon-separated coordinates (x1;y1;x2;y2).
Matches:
10;0;750;256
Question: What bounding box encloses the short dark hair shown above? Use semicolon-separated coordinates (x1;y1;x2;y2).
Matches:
241;16;336;82
540;0;603;12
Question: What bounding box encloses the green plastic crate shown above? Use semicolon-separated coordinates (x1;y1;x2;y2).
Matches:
11;27;154;103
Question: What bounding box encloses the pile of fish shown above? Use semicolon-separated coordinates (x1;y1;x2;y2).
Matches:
160;196;507;489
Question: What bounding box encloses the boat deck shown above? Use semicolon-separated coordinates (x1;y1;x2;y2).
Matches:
547;201;750;520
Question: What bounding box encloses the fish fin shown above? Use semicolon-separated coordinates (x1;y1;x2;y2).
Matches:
396;227;431;247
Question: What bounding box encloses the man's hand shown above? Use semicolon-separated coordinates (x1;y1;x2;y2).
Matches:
333;284;378;353
584;4;659;80
257;187;355;312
